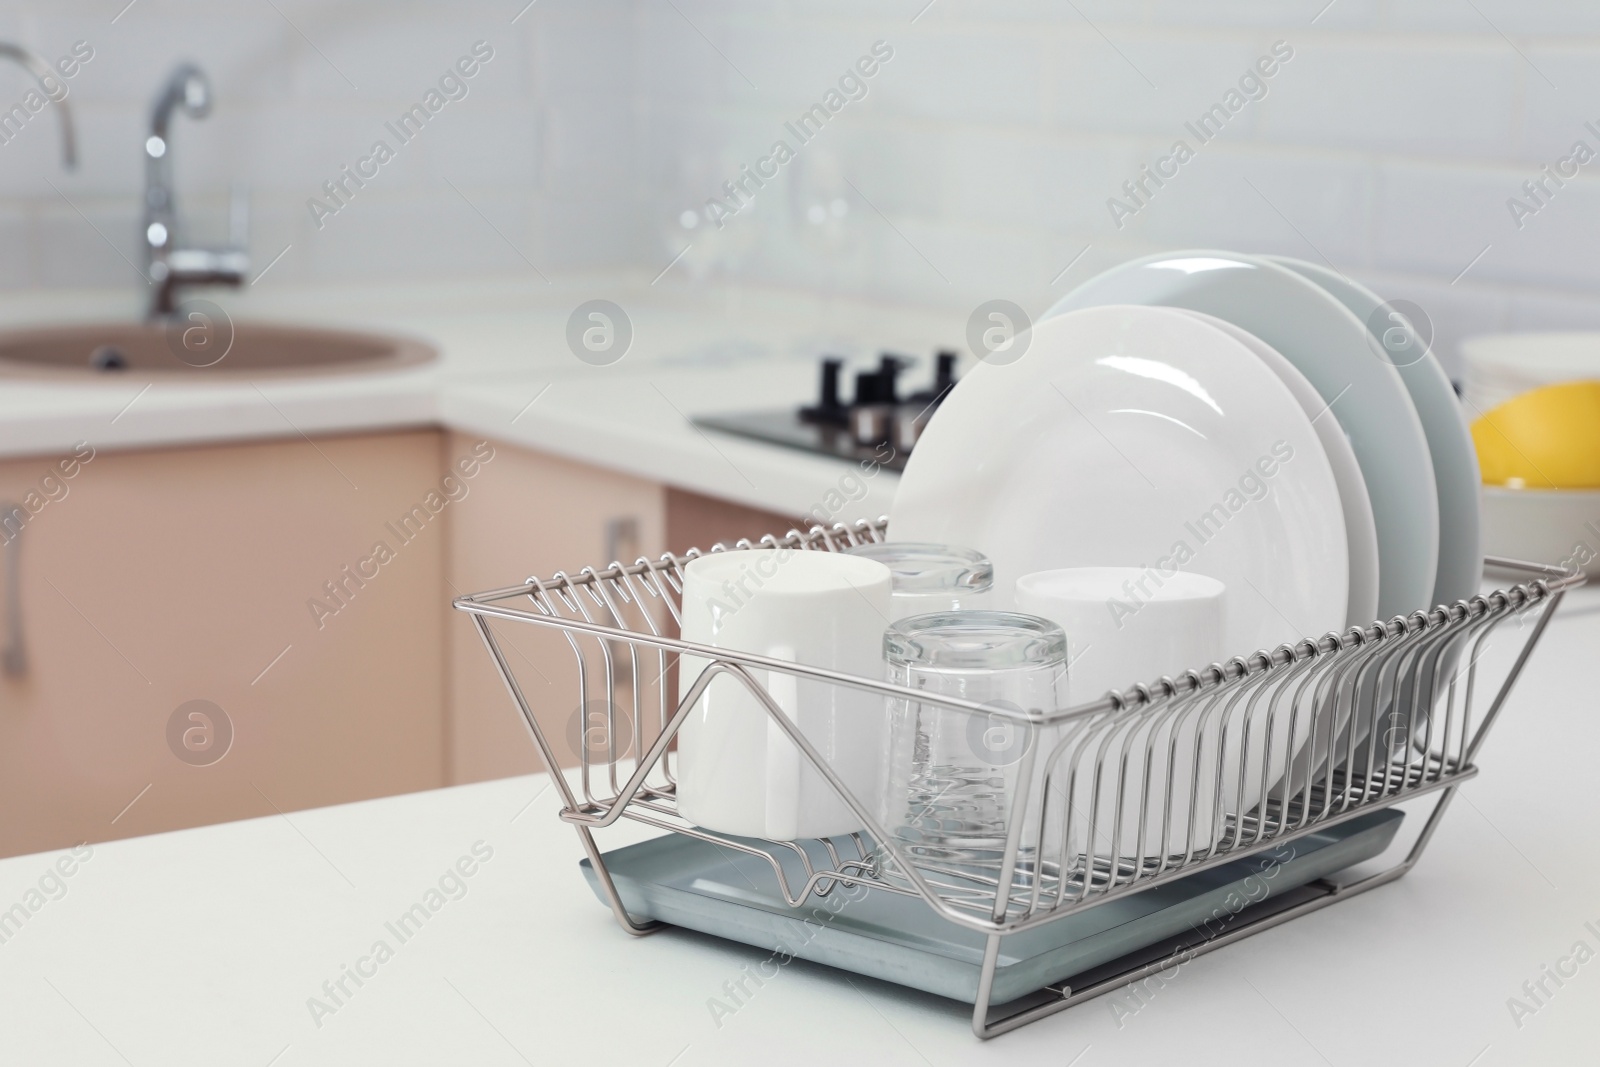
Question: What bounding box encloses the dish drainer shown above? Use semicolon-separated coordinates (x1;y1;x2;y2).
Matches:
454;518;1579;1038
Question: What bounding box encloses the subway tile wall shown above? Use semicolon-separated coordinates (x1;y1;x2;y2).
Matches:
4;2;1600;373
0;0;651;293
635;0;1600;376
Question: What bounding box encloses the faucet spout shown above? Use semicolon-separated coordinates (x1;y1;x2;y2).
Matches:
148;62;209;143
0;42;77;169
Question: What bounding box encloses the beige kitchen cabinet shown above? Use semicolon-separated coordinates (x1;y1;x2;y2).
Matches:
0;431;447;858
664;487;800;558
0;422;811;856
444;433;667;785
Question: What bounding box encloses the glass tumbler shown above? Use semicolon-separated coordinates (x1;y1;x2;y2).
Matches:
879;611;1067;879
844;542;995;621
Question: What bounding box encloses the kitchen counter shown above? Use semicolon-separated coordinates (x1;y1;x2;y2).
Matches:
2;583;1595;1065
0;276;968;521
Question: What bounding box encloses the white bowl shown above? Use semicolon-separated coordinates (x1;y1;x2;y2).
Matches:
1481;485;1600;577
1461;332;1600;412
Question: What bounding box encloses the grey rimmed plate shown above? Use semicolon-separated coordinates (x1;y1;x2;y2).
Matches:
1264;255;1482;609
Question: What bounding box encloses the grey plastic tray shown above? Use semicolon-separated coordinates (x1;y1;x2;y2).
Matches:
581;808;1405;1004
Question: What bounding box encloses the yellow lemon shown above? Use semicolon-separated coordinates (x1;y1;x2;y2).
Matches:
1471;380;1600;488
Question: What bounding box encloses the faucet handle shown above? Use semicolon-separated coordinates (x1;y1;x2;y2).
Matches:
168;248;249;280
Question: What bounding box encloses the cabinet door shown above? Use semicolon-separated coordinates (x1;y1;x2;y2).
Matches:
445;433;664;785
665;487;801;556
0;431;446;858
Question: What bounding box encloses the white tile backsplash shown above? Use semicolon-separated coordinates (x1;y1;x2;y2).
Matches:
872;31;1044;126
0;0;585;291
1381;0;1600;35
34;197;146;289
1124;143;1378;267
305;189;535;282
2;0;1600;368
1046;31;1272;138
1374;159;1516;279
1257;40;1520;158
0;205;33;289
613;0;1600;366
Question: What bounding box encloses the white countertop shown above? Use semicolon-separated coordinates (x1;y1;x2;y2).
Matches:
0;275;970;520
2;583;1595;1065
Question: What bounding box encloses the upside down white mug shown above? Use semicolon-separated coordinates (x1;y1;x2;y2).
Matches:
1014;567;1227;700
675;548;893;840
1015;567;1231;859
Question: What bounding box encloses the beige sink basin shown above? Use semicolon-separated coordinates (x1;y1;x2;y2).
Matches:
0;321;437;377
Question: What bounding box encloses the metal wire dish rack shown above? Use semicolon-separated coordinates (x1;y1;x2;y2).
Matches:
454;518;1579;1038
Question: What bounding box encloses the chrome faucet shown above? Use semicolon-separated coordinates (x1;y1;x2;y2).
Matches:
0;41;76;169
143;64;248;319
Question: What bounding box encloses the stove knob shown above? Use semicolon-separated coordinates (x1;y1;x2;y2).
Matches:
800;356;848;425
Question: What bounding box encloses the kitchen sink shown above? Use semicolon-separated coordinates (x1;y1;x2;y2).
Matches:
0;322;437;377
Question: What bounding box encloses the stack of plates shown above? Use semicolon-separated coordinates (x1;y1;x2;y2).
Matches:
890;252;1482;847
893;250;1483;659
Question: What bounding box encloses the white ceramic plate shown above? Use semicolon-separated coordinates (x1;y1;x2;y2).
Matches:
1176;309;1380;628
1044;251;1438;621
893;304;1349;660
1265;256;1482;608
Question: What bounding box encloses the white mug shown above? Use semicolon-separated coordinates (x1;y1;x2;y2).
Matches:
1014;567;1226;700
675;548;892;840
1015;567;1231;858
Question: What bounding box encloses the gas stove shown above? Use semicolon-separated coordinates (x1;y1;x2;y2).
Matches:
694;351;959;471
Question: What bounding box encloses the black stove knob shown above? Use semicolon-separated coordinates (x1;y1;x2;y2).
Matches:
854;368;882;406
800;356;849;426
907;350;959;407
876;353;910;405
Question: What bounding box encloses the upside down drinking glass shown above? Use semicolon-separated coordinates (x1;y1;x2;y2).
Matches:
843;542;995;621
879;611;1067;880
